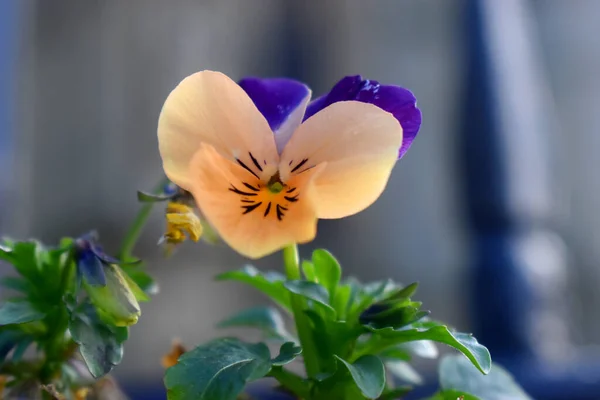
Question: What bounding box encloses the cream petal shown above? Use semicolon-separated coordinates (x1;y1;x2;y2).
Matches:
158;71;278;190
188;144;324;259
279;101;403;219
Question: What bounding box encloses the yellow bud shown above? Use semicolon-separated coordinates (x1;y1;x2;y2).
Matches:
161;202;203;252
73;387;90;400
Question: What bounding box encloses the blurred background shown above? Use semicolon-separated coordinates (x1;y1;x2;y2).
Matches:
1;0;600;398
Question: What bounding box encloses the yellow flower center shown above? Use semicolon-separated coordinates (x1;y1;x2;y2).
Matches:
269;182;284;193
230;153;311;221
229;179;299;221
267;171;285;194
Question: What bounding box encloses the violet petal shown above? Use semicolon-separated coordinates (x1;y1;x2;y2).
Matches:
304;76;422;158
239;77;311;153
77;250;106;286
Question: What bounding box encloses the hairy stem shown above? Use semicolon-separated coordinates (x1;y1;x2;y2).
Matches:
267;366;310;399
282;244;321;378
119;177;169;260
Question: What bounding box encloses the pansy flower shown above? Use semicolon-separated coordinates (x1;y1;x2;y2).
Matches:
73;232;146;326
73;232;129;286
157;71;421;258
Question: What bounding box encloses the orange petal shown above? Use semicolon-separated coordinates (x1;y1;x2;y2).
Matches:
188;144;324;259
280;101;403;219
158;71;279;190
161;339;186;369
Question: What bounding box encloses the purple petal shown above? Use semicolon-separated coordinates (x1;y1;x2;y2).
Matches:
304;76;422;158
76;250;106;286
239;77;311;152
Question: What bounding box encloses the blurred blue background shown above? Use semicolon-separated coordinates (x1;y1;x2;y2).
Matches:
2;0;600;398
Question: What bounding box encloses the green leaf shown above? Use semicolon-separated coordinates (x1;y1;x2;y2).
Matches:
365;325;491;374
344;277;363;315
385;360;423;385
271;342;302;366
217;306;294;342
312;249;342;302
379;347;411;361
302;260;317;282
111;326;129;344
439;355;531;400
349;279;402;321
333;283;352;319
335;355;386;399
384;282;419;302
4;241;42;282
69;314;124;378
165;338;272;400
0;277;30;292
283;280;336;317
363;280;400;302
358;282;426;331
216;266;291;312
0;301;46;325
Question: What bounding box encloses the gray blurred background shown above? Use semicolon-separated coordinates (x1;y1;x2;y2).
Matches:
2;0;600;394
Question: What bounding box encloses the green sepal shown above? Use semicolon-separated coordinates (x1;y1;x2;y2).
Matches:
121;264;159;297
84;264;140;327
362;325;491;374
137;190;174;203
348;279;404;322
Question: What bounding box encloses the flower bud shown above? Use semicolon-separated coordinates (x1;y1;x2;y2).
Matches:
85;264;140;327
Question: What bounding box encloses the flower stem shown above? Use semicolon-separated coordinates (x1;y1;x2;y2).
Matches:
267;366;310;398
119;177;169;260
282;244;320;378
